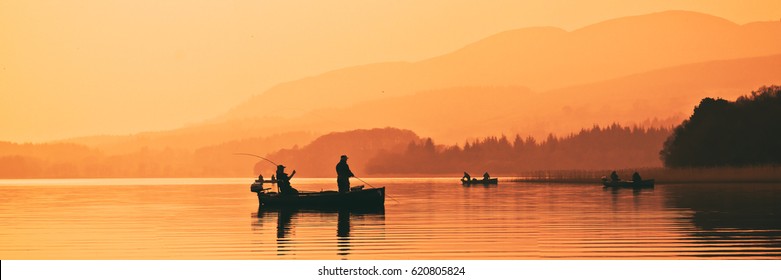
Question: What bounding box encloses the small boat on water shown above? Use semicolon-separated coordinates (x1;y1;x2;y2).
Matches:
461;178;499;185
252;185;385;209
602;179;655;188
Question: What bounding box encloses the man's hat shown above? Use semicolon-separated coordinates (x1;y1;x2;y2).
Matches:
277;164;285;168
341;155;348;159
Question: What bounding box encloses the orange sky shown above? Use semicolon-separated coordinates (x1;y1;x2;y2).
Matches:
1;0;780;143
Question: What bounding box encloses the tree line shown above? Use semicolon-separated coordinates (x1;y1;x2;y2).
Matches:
365;124;671;175
660;85;781;167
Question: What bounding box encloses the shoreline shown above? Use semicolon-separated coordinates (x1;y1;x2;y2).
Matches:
508;178;781;184
2;166;780;184
509;166;781;184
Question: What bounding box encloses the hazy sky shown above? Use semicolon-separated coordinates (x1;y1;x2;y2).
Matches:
2;0;780;143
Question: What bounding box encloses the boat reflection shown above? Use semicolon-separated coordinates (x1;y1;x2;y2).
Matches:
252;205;385;258
603;185;654;207
337;208;350;257
603;185;655;196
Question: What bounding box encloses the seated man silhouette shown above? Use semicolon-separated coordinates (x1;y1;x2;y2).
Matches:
610;171;620;182
632;172;642;182
275;165;298;195
461;172;471;181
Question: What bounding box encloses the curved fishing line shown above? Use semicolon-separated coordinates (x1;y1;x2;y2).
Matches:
354;176;399;204
353;176;376;189
233;153;279;167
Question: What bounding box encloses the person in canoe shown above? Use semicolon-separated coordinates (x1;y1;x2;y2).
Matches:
483;172;491;180
632;172;642;182
461;172;472;182
336;154;355;193
610;171;620;182
276;164;298;195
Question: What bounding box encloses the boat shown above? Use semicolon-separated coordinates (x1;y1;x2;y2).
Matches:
252;185;385;209
602;179;655;188
461;178;499;185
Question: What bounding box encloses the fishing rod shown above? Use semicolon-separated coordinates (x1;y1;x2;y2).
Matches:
353;176;376;189
235;153;288;194
354;176;399;204
233;153;279;167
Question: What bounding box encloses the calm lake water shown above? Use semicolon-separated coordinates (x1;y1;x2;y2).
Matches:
1;178;780;259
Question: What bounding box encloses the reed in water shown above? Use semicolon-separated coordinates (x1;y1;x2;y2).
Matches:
511;166;781;184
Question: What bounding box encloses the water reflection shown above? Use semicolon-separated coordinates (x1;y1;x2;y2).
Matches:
337;208;350;257
603;186;655;196
4;179;781;259
665;184;781;258
603;186;655;211
252;206;385;258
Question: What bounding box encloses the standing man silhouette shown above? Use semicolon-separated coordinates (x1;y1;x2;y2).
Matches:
336;155;354;193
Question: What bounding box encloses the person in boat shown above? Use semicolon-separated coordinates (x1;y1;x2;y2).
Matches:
483;172;490;180
632;172;642;182
270;174;276;182
610;171;620;182
275;165;298;195
461;172;471;182
336;155;355;194
256;174;264;183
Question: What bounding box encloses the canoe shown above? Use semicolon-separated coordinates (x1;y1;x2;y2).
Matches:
461;178;499;185
602;179;655;188
254;186;385;209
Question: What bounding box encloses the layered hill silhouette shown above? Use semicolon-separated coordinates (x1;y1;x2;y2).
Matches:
215;53;781;144
225;11;781;121
65;121;317;155
62;11;781;151
66;52;781;152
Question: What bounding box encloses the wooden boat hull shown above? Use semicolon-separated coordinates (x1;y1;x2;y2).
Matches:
256;187;385;210
461;178;498;185
602;179;655;188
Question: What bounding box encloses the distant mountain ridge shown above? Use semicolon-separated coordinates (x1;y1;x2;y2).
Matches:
224;11;781;121
222;53;781;144
66;52;781;152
